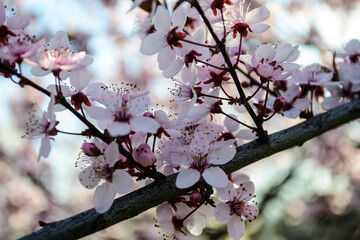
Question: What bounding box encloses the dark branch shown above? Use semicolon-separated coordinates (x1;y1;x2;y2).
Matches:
20;98;360;240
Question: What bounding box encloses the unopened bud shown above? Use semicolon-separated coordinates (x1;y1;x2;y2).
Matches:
190;191;202;203
274;96;286;112
82;142;102;156
133;143;157;167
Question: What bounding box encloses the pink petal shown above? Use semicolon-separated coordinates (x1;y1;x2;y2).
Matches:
255;44;276;61
154;110;169;125
31;67;51;76
163;59;184;78
237;181;255;202
110;170;133;194
242;205;259;221
246;6;270;25
158;45;175;70
50;31;70;49
83;106;113;121
156;203;173;222
172;7;186;29
38;137;51;161
7;16;30;30
130;116;160;134
176;168;200;189
208;145;236;164
231;173;250;185
154;6;171;33
203;167;228;188
94;182;116;213
69;68;90;91
140;32;165;55
250;23;270;34
215;202;231;223
104;142;120;166
108;121;131;136
228;215;245;240
78;166;100;189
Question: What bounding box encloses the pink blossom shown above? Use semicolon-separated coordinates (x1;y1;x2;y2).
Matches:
215;181;258;240
25;31;92;79
172;132;236;188
0;34;45;65
224;0;270;46
0;3;30;46
140;5;186;56
84;86;160;137
78;140;134;213
245;42;300;81
290;63;333;86
23;91;57;161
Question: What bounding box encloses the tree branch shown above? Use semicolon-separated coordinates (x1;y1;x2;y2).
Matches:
19;98;360;240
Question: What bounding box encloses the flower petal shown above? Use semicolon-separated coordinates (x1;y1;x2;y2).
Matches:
83;105;113;121
208;145;236;164
140;32;165;56
176;168;200;189
246;6;270;25
130;116;160;134
154;5;171;33
107;121;131;136
7;16;30;30
50;31;70;49
78;166;100;189
94;182;116;213
203;167;228;188
228;215;245;240
38;137;51;161
110;170;134;194
215;202;231;222
104;142;120;166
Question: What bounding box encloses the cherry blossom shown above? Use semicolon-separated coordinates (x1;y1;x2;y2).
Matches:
0;34;45;65
84;85;160;137
244;42;300;82
78;140;134;213
215;181;258;240
140;5;186;56
225;0;270;46
25;31;92;79
338;39;360;63
0;3;30;46
23;91;57;161
171;132;236;189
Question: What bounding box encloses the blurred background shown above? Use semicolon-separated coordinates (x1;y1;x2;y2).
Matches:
0;0;360;239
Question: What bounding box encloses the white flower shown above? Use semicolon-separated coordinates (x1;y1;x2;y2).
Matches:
78;140;134;213
215;181;258;240
84;86;160;137
172;132;236;189
140;5;186;56
244;42;300;81
25;31;92;79
225;0;270;46
24;91;57;161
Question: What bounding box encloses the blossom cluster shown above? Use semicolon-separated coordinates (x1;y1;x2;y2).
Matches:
0;0;359;239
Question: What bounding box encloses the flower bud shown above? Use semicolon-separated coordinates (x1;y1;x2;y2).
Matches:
82;142;102;156
273;96;287;112
190;191;202;203
133;143;156;167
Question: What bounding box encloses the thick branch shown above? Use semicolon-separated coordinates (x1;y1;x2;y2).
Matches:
20;98;360;240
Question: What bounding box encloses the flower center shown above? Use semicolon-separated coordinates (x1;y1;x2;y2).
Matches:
166;27;186;49
232;22;251;38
